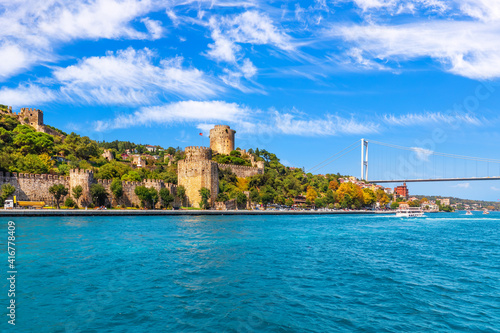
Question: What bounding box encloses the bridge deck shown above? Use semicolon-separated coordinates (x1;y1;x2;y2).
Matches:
369;176;500;183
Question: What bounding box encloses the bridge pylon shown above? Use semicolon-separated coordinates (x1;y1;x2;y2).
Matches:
361;139;368;181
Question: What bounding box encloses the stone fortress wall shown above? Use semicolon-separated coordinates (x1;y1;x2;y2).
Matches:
178;146;219;208
0;169;179;208
217;164;264;178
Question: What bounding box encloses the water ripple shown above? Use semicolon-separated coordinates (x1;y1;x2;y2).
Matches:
3;213;500;332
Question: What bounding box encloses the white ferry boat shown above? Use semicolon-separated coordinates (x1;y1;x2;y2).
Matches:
396;207;425;218
466;210;473;215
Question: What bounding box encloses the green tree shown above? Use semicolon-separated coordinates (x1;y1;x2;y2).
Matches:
64;197;76;208
216;192;229;202
90;183;108;206
122;171;142;182
134;186;158;209
110;179;123;205
250;188;260;204
72;185;83;208
306;186;318;202
362;188;376;207
337;182;364;209
199;187;211;209
1;184;16;199
390;202;400;210
285;198;294;207
49;184;68;209
16;154;53;174
176;185;186;206
314;198;324;208
0;184;16;206
236;192;247;209
159;188;174;208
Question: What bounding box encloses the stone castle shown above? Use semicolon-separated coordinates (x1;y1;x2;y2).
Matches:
0;106;63;137
0;105;263;208
178;125;264;207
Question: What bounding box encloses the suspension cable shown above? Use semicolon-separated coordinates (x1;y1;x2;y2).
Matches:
310;145;361;173
307;140;361;173
367;140;500;164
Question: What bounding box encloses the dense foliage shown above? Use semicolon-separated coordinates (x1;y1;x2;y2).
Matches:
215;148;390;209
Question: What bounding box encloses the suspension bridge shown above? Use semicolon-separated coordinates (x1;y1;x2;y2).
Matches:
308;139;500;184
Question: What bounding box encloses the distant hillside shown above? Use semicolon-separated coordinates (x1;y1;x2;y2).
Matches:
413;195;500;210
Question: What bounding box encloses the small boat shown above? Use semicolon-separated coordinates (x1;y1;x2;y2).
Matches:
483;210;490;215
466;210;473;215
396;207;424;218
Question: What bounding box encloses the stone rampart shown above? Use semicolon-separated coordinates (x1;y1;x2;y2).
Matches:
0;171;70;203
0;170;179;208
217;164;264;178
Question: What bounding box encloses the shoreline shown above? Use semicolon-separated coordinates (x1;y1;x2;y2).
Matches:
0;209;398;217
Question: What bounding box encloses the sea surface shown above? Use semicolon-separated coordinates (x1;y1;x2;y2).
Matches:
1;212;500;332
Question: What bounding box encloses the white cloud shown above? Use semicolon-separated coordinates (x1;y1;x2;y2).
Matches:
141;18;164;39
491;186;500;191
349;0;448;13
384;112;483;126
53;47;219;104
0;43;32;79
322;0;500;79
0;85;56;106
412;147;433;161
330;14;500;79
453;182;470;188
0;0;163;79
272;111;379;136
206;10;294;64
459;0;500;22
95;100;251;131
240;58;257;78
37;0;156;41
219;58;260;92
94;100;379;137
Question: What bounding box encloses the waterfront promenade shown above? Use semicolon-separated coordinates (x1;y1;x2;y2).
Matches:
0;209;396;217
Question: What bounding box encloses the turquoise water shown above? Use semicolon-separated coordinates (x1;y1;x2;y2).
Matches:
2;212;500;332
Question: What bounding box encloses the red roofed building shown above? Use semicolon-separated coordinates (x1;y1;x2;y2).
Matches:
394;183;409;199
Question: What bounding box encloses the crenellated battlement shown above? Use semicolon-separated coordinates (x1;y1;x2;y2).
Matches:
212;125;231;130
185;146;212;160
70;168;94;175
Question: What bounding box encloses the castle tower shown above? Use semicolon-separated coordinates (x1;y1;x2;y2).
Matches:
69;169;94;206
20;108;44;131
177;146;218;208
210;125;235;155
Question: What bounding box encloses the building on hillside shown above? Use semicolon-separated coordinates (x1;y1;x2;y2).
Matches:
441;198;450;206
394;183;409;199
145;145;158;153
132;155;144;168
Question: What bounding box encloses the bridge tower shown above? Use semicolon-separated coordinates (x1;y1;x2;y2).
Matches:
361;139;368;181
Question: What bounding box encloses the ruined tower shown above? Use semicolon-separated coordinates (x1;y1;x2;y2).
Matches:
177;146;218;208
210;125;235;155
19;108;44;131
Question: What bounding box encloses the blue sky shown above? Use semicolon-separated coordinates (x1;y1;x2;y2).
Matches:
2;0;500;201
